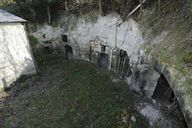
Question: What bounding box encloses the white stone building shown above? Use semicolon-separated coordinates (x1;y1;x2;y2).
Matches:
0;9;36;91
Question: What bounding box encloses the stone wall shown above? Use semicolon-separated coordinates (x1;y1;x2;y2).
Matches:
0;23;36;90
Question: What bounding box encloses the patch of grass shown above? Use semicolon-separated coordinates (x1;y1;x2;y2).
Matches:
145;47;153;55
184;79;192;96
158;46;173;65
28;35;39;47
0;54;148;128
183;51;192;64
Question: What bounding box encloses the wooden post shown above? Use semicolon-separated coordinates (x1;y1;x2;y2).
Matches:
128;0;146;18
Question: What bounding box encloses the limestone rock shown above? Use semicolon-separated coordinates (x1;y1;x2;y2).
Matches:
131;115;136;122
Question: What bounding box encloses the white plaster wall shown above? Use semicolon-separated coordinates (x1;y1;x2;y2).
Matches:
0;23;36;89
32;24;63;42
31;14;144;64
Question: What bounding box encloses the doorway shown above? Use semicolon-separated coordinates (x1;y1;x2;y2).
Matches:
98;53;109;68
65;45;73;59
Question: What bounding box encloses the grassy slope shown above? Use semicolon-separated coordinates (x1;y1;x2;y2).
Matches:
0;55;148;128
140;2;192;94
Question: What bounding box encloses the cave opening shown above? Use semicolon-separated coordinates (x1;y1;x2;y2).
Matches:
65;45;73;59
152;74;188;128
152;74;174;103
98;53;109;69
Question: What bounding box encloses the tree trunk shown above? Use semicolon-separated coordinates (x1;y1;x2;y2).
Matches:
99;0;103;15
46;6;51;24
65;1;69;10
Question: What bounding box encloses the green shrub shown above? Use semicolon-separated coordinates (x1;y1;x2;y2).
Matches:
28;35;39;46
183;51;192;63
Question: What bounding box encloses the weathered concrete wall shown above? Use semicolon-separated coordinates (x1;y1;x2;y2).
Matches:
0;23;36;90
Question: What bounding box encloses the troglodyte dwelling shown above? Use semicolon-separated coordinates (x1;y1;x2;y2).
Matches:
0;9;36;91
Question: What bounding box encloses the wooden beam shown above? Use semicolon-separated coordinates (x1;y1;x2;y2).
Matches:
128;0;146;17
117;0;147;26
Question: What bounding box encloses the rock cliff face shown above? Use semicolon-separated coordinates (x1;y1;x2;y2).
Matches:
29;13;143;65
28;12;192;127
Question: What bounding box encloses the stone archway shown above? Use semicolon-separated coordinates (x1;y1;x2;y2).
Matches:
152;74;175;103
65;45;73;59
151;74;188;127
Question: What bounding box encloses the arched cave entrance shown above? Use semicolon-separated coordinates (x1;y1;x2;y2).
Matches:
65;45;73;59
116;50;131;78
152;74;174;102
152;74;188;128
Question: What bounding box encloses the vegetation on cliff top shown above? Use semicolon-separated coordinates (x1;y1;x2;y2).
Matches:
141;0;192;95
1;0;192;23
0;0;139;22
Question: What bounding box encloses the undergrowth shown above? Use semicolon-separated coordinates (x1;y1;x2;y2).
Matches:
28;35;39;47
